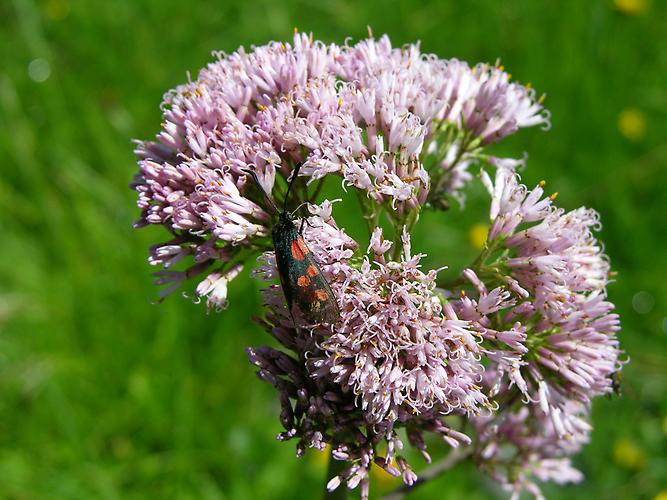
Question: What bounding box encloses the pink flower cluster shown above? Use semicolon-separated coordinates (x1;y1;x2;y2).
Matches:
132;33;621;499
448;167;622;496
132;33;548;309
250;204;480;494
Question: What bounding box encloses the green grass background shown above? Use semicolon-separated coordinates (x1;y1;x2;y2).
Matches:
1;0;666;498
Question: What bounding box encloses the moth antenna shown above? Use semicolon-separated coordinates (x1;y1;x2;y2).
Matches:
290;201;310;218
283;163;303;213
241;168;279;215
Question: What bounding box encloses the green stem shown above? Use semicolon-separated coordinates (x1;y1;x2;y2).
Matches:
308;178;326;204
354;188;378;239
437;236;501;289
390;207;420;261
427;131;481;204
443;132;475;174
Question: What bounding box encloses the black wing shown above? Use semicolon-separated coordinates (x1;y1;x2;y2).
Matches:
273;221;340;326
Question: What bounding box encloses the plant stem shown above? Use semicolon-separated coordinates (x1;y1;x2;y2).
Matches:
390;206;420;261
323;453;348;500
354;188;378;239
309;178;326;204
380;448;473;500
436;236;500;290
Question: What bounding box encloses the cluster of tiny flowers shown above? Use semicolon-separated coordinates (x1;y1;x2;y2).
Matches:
473;401;587;500
132;32;548;308
249;203;480;494
132;33;621;499
447;167;621;497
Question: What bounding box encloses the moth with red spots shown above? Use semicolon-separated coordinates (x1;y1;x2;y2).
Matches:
243;165;340;326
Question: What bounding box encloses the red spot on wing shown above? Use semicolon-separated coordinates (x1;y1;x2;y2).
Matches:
314;289;329;301
297;275;311;287
291;237;309;261
306;265;318;277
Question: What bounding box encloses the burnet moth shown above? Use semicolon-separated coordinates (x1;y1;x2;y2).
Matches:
243;165;340;326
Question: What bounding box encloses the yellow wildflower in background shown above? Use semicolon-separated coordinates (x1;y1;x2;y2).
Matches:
614;0;649;15
312;444;330;467
618;108;647;141
613;438;647;470
469;223;489;250
371;462;401;487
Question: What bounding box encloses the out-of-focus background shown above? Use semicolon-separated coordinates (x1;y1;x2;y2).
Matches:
1;0;666;498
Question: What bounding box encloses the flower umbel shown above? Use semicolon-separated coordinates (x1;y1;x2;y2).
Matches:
132;33;622;499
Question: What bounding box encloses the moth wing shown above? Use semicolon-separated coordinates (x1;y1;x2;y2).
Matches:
282;235;340;326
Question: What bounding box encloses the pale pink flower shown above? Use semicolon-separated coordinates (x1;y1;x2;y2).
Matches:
481;168;610;315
